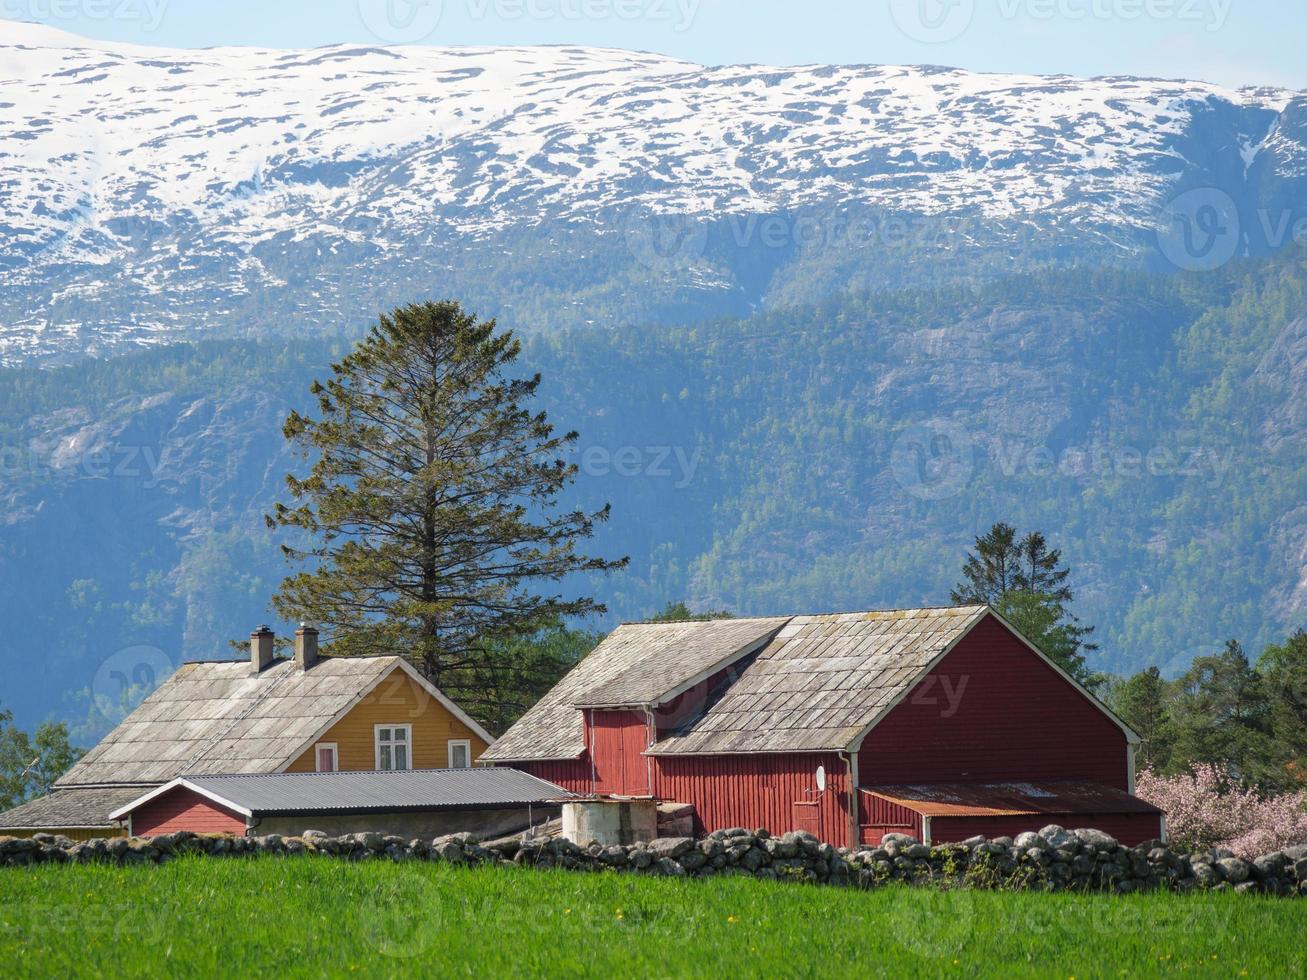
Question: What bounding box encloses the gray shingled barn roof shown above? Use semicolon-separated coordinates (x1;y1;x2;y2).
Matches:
0;786;144;830
650;607;988;754
480;617;789;762
114;768;573;819
57;656;402;786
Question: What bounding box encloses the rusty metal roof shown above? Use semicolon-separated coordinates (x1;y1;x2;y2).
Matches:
480;617;789;762
864;781;1163;818
649;606;988;755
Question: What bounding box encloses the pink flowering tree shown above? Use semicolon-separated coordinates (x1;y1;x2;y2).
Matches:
1136;764;1307;857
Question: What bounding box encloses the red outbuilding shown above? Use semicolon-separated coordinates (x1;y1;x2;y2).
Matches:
481;606;1164;847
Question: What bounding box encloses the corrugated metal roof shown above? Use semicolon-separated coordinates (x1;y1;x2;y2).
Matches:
480;617;788;762
864;781;1164;818
0;786;145;829
124;768;573;817
650;606;988;755
58;656;400;786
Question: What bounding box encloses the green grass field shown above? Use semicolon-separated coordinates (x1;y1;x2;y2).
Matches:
1;857;1303;978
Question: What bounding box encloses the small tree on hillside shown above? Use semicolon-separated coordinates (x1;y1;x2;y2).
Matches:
0;708;82;809
267;301;626;720
952;522;1098;685
648;601;735;623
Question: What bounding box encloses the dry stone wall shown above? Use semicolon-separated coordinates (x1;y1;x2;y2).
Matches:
4;826;1307;897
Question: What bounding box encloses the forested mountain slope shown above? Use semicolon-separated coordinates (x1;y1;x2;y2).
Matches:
2;249;1303;732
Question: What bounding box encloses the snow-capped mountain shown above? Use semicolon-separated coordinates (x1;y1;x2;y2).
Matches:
2;21;1306;364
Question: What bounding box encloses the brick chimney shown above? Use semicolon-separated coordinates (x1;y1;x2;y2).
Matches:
295;623;319;670
250;625;275;672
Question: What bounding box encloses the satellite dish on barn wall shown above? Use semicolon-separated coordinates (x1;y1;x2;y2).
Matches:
815;765;827;792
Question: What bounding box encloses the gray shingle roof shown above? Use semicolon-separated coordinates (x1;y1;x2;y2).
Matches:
115;768;573;819
58;656;401;786
0;786;144;830
650;607;988;755
480;617;789;762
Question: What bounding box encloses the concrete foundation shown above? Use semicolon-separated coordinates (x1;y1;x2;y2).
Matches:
562;799;658;846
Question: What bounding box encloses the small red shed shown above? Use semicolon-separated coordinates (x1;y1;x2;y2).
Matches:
481;606;1163;848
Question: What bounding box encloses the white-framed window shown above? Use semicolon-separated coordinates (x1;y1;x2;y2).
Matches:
314;742;339;773
447;739;472;769
375;724;412;771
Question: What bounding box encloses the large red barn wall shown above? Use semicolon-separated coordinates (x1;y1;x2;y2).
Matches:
860;616;1129;788
517;752;853;846
654;752;850;846
131;787;246;836
514;758;592;795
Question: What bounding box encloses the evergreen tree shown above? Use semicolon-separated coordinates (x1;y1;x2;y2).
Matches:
267;301;626;718
952;522;1098;685
1107;666;1175;770
648;601;735;623
1257;630;1307;784
1167;641;1274;785
466;619;605;734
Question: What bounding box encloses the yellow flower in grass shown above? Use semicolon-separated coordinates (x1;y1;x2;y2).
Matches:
727;916;738;924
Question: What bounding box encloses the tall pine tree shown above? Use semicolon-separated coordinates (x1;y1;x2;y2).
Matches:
267;301;626;719
952;522;1098;685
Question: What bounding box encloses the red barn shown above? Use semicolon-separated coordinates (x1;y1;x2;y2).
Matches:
481;606;1164;847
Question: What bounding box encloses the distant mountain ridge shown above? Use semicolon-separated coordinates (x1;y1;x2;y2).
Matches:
3;22;1306;363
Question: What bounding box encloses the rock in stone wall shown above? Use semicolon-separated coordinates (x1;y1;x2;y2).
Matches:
3;826;1306;897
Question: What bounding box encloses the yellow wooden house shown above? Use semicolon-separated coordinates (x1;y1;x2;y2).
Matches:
0;626;494;839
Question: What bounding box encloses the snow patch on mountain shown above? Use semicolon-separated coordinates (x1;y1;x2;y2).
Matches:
1;22;1305;363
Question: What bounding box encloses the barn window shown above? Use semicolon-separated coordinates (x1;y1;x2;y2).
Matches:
375;725;412;771
447;739;472;769
314;743;338;772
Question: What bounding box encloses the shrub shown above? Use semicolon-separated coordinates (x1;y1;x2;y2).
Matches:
1136;764;1307;857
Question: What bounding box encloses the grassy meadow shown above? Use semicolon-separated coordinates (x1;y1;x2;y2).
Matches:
1;857;1304;978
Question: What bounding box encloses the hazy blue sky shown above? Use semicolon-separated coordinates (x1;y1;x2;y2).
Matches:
4;0;1304;88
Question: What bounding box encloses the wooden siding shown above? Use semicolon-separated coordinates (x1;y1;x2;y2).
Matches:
859;790;923;845
590;710;652;796
654;752;852;846
285;666;489;773
514;758;593;795
930;812;1162;847
859;616;1129;789
131;787;246;836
